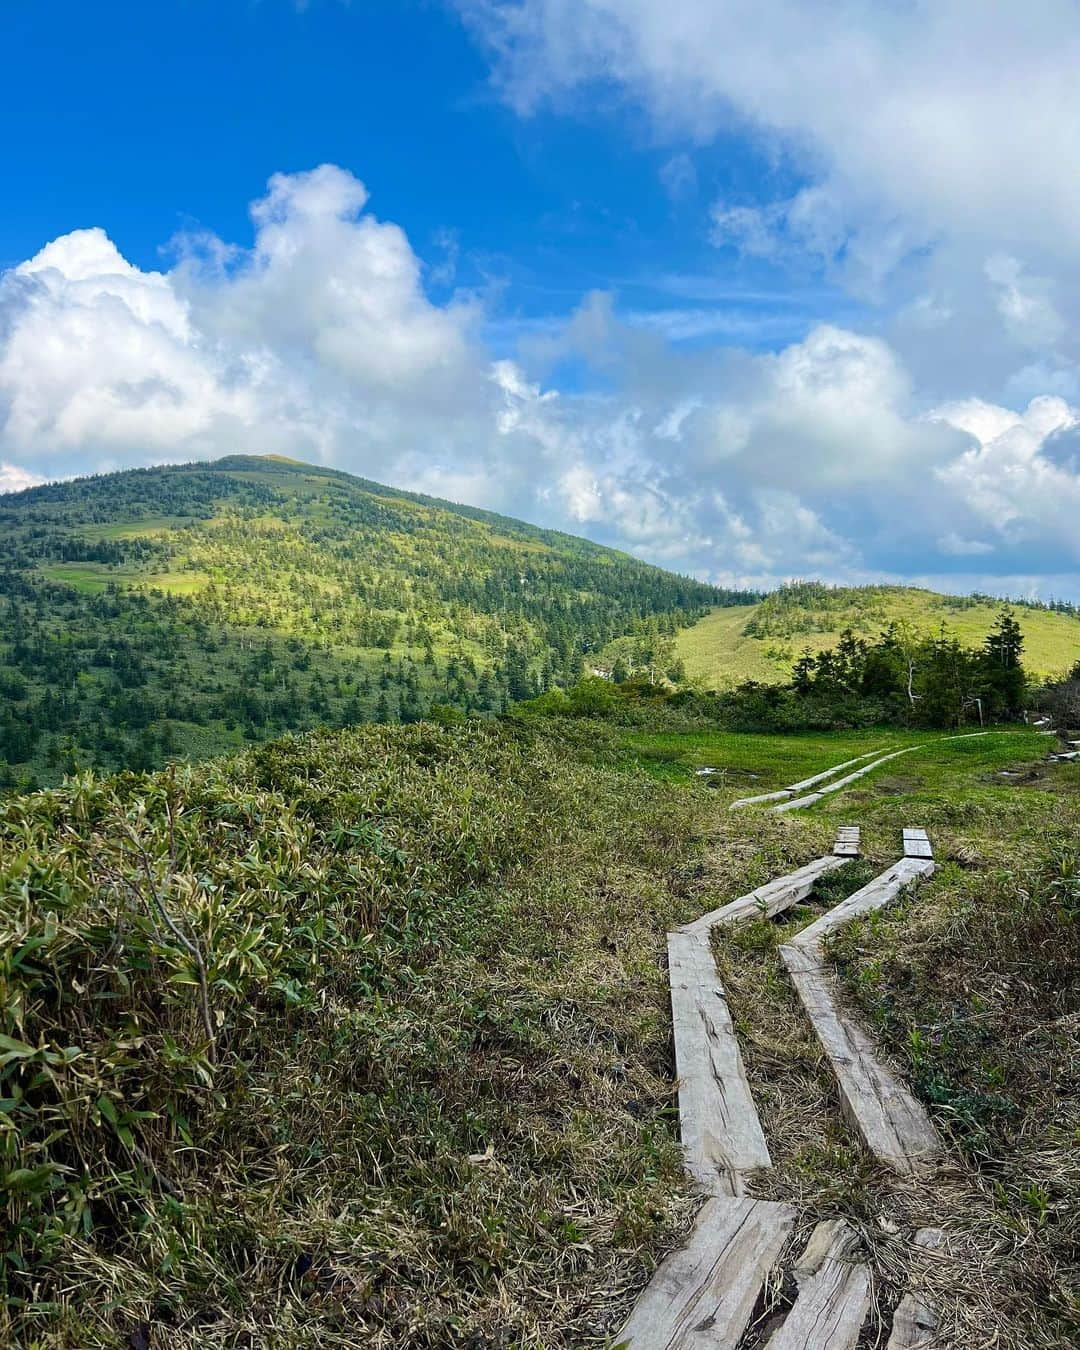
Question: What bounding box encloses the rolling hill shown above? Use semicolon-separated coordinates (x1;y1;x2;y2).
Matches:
0;454;750;787
673;581;1080;688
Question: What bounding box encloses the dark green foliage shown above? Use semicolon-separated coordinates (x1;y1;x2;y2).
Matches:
523;608;1032;732
783;612;1029;727
0;456;751;786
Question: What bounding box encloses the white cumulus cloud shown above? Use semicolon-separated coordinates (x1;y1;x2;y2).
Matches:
0;163;1078;597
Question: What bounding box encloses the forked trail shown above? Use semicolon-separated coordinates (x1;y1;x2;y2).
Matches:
613;827;945;1349
729;735;989;813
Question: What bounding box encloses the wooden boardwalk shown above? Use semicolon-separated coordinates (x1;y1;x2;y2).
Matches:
779;841;942;1174
765;1220;871;1350
668;927;772;1193
614;827;946;1348
772;747;922;813
615;1196;796;1349
730;750;889;809
731;734;990;815
886;1227;945;1349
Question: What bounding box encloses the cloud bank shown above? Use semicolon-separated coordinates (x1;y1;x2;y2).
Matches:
0;158;1077;596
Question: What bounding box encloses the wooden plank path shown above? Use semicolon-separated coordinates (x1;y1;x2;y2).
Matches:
670;831;861;1194
886;1227;945;1349
614;831;860;1348
730;750;890;809
772;747;923;813
764;1220;871;1350
614;1196;796;1349
732;733;991;815
668;927;772;1193
614;828;948;1347
680;849;854;937
779;847;942;1174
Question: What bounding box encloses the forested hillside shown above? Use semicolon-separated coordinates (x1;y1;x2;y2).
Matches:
673;581;1080;688
0;455;748;787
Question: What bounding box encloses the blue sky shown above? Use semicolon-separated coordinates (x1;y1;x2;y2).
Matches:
2;0;850;347
2;1;1079;600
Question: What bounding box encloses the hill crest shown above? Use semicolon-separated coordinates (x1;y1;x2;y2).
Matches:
0;453;751;787
673;580;1080;686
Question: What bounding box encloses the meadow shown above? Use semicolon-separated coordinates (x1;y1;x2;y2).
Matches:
675;585;1080;687
1;713;1074;1346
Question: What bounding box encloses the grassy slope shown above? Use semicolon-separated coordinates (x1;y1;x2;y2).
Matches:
0;455;731;786
617;720;1079;1344
1;717;1075;1346
677;588;1080;686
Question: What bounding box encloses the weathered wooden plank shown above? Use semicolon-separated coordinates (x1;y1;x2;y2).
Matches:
772;747;923;812
786;749;893;793
778;855;940;1172
682;854;850;936
902;828;933;859
668;930;772;1193
789;857;935;949
771;791;825;813
614;1197;796;1349
730;788;794;809
764;1219;871;1349
833;826;861;857
731;749;895;810
779;945;941;1173
886;1227;946;1349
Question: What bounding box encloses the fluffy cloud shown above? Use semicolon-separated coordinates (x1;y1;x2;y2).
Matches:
0;163;1077;596
461;0;1080;266
452;1;1080;594
0;462;46;494
189;165;475;395
930;396;1080;568
0;166;486;482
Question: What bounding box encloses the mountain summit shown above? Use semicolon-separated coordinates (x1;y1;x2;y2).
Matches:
0;455;747;786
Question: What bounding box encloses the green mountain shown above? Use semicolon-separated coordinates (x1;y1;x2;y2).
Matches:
673;581;1080;689
0;454;749;787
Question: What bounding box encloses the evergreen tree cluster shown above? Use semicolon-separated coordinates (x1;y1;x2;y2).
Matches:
0;456;756;787
790;612;1027;724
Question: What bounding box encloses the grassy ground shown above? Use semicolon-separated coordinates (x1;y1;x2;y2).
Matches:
671;722;1077;1347
1;717;1075;1345
677;589;1080;686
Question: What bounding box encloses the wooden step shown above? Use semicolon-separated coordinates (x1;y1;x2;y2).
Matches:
779;945;942;1174
886;1227;945;1348
668;930;772;1193
764;1220;871;1349
613;1197;795;1349
902;828;933;859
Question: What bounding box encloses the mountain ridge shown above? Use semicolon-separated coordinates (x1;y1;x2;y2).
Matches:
672;580;1080;687
0;453;750;787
